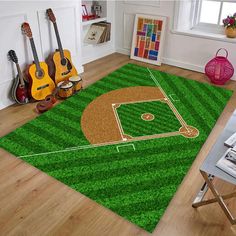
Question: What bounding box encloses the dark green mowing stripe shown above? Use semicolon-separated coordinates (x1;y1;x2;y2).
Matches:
5;132;49;154
163;73;218;125
109;189;176;217
21;123;70;148
119;117;180;136
119;101;171;114
196;82;226;108
54;152;195;186
28;139;202;171
47;148;196;180
111;71;154;87
95;75;142;91
149;75;203;128
157;71;211;134
71;162;192;196
82;171;186;200
44;108;82;128
25;120;80;148
118;101;181;124
180;77;220;119
117;109;181;134
37;115;82;138
49;105;81;121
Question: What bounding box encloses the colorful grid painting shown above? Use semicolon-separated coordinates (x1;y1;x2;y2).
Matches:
134;17;163;61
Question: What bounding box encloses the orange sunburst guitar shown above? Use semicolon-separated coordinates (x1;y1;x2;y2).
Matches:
21;22;56;101
46;8;78;85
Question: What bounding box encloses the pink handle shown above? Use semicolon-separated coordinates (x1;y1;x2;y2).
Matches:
216;48;228;58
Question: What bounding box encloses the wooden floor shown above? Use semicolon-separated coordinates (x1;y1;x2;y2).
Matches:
1;53;236;236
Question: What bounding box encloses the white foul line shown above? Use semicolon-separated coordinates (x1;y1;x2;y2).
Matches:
147;67;188;128
112;104;125;140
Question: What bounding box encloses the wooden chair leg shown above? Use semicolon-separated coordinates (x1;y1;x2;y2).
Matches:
200;170;236;225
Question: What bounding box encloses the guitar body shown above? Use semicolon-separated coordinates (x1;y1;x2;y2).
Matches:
53;49;78;85
8;50;29;104
11;75;29;104
28;62;56;101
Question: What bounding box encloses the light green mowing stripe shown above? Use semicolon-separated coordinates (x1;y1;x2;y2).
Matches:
0;63;233;232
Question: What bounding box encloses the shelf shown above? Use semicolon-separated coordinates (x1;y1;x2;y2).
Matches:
82;17;107;26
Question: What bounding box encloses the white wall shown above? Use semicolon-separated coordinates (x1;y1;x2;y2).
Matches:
115;0;236;79
0;0;83;110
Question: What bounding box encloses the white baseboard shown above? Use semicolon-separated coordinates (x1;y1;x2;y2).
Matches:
162;57;236;81
116;47;236;81
116;47;130;55
162;57;204;73
82;47;116;65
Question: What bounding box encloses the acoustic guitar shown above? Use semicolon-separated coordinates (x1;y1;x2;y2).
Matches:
8;50;29;104
21;22;56;101
46;8;78;85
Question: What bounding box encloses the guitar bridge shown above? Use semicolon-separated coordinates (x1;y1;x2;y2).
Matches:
37;84;49;90
62;70;70;76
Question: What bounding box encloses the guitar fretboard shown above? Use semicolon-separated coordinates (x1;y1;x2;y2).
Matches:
53;22;64;59
16;63;25;86
29;38;41;72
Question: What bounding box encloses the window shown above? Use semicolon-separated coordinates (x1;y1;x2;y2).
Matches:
193;0;236;33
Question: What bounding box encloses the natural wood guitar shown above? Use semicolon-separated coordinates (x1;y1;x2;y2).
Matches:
46;8;78;85
8;50;29;104
21;22;56;101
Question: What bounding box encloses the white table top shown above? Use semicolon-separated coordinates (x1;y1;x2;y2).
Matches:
201;110;236;185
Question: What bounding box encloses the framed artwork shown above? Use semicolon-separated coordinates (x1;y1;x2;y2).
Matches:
130;14;167;65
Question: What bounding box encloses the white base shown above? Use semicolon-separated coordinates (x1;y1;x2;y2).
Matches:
82;46;116;65
116;47;236;81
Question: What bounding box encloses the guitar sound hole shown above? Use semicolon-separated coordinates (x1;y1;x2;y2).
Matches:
36;70;44;78
61;58;67;66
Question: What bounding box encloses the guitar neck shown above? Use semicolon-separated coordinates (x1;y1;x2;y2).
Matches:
29;38;41;71
53;22;64;59
16;63;25;86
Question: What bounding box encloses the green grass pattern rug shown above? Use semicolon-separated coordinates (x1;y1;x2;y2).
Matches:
0;64;233;232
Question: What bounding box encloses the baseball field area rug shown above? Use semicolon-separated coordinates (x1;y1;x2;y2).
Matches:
0;63;233;232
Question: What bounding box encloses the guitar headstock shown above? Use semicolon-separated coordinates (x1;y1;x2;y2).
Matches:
21;22;32;38
8;50;18;63
46;8;56;23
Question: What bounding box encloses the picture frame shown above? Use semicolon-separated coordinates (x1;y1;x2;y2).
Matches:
130;14;167;66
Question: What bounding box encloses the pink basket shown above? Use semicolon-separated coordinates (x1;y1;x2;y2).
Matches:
205;48;234;85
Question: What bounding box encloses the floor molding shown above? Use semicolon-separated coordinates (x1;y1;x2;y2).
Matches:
115;48;236;81
82;47;116;65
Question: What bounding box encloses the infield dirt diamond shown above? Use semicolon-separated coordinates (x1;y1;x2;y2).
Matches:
81;86;199;145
